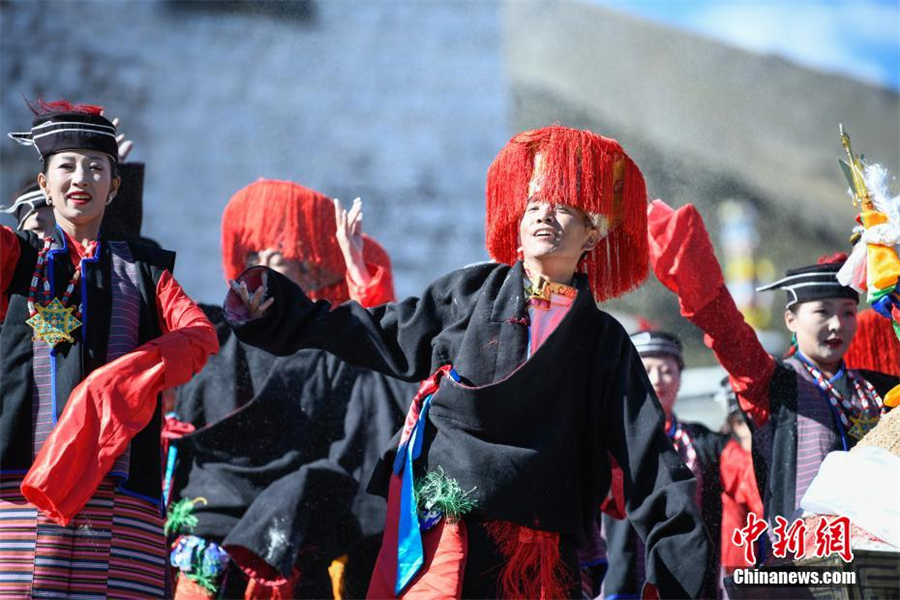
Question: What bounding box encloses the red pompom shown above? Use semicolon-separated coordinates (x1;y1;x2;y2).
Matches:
29;98;105;116
817;252;849;265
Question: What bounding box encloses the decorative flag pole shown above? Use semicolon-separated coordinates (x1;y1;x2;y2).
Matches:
836;125;900;406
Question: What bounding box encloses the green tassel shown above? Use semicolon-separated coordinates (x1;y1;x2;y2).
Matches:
165;497;206;536
414;466;476;524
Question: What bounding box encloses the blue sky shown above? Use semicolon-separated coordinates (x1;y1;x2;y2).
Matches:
593;0;900;90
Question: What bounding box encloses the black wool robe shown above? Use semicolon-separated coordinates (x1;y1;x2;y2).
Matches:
172;306;414;588
604;422;727;599
229;261;713;599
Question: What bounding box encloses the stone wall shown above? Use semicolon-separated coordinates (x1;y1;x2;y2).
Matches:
1;0;509;302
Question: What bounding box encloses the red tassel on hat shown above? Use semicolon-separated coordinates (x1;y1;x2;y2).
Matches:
222;179;345;284
485;521;570;600
486;125;649;302
29;98;104;116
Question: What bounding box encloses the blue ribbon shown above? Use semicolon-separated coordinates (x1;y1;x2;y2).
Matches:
391;367;459;595
393;392;433;595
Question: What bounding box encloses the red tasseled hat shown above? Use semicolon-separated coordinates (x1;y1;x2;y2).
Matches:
221;178;345;290
485;125;649;301
221;179;396;304
844;309;900;377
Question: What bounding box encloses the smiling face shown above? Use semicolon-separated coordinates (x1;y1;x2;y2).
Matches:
785;298;858;370
38;150;119;232
518;199;599;277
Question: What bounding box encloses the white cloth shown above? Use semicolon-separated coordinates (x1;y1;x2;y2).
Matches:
799;446;900;548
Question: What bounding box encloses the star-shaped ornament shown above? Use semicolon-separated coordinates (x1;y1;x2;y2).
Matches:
26;297;82;348
847;411;880;440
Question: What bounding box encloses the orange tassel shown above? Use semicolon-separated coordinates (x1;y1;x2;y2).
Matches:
485;521;570;600
222;179;345;284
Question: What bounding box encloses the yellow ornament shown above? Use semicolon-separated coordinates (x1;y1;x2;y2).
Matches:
26;297;82;348
847;411;880;440
885;385;900;409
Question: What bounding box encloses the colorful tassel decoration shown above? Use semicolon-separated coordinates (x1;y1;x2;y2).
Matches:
414;466;477;525
165;497;206;536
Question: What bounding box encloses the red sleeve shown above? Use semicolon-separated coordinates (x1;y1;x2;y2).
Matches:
647;201;775;427
1;225;22;322
21;270;218;526
152;270;221;388
690;288;775;427
346;263;395;308
719;439;762;515
719;439;764;571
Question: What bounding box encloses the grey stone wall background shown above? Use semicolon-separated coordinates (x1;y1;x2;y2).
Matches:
1;0;508;302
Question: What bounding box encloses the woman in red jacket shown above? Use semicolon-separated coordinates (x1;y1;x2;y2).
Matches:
0;100;218;598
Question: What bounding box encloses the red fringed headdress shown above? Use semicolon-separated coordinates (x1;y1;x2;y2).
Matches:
221;179;396;304
485;125;649;302
221;178;345;288
844;309;900;377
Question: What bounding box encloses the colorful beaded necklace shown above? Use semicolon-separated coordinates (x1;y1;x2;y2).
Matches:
796;357;884;441
667;418;698;468
25;235;97;348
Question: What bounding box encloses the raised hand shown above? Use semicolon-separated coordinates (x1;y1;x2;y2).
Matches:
334;197;371;285
111;117;134;162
